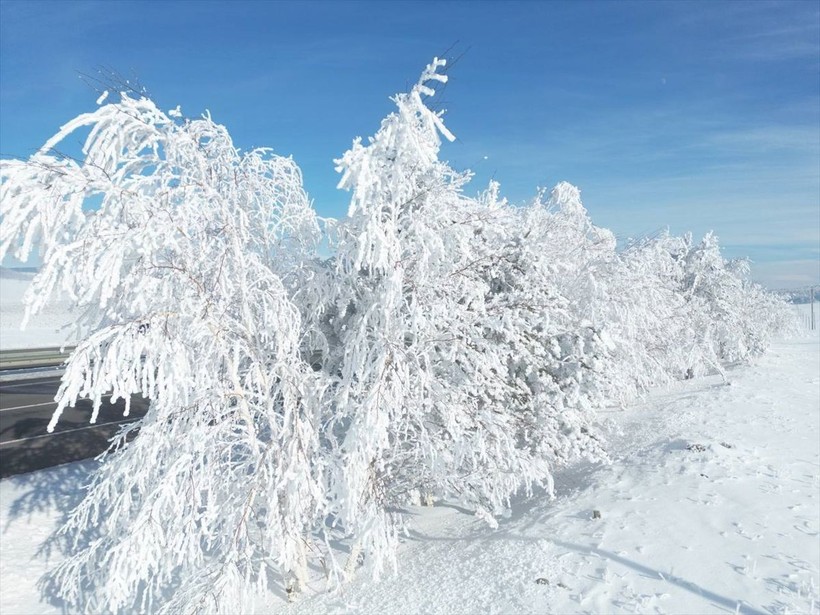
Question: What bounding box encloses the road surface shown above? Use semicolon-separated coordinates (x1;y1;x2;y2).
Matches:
0;372;149;478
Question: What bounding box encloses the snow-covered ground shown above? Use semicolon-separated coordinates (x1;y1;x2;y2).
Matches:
793;302;819;332
1;334;817;614
0;270;75;350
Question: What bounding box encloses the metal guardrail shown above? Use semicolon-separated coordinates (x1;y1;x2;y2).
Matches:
0;346;75;370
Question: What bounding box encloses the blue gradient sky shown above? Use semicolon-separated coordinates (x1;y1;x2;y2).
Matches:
1;0;818;288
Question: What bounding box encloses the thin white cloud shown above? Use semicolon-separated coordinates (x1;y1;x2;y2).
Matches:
703;126;820;154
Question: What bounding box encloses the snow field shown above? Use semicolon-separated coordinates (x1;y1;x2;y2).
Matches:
273;336;819;614
0;462;93;615
792;302;818;332
0;272;74;349
1;336;816;614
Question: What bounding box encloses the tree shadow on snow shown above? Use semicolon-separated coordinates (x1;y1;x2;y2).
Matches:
3;459;95;532
405;519;766;615
2;459;99;612
403;452;766;615
549;540;767;615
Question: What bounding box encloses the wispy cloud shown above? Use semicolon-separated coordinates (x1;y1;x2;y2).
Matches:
703;125;819;155
721;11;820;62
669;1;820;63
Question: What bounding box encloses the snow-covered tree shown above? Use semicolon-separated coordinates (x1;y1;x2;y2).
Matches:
324;60;606;577
678;232;794;364
1;94;331;612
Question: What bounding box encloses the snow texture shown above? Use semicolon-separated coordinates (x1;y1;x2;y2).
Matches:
1;336;817;614
0;269;75;349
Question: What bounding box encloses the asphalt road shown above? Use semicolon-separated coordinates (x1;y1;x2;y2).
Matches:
0;374;149;478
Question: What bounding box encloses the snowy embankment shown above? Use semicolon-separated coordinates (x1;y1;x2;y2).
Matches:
0;269;74;350
1;334;817;615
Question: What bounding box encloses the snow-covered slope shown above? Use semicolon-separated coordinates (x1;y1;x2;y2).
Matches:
0;269;75;350
1;336;817;614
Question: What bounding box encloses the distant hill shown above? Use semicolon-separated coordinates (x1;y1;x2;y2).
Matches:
0;266;37;280
775;287;819;304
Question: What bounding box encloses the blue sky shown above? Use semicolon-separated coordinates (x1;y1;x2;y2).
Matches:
1;0;818;288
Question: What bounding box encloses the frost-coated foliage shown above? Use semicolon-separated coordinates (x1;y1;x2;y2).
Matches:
0;59;794;613
1;93;329;613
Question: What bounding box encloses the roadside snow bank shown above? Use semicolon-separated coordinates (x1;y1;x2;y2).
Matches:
0;336;817;614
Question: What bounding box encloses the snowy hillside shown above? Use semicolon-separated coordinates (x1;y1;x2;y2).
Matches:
0;268;75;350
1;334;817;614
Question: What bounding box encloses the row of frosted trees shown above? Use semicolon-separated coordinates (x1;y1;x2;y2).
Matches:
0;59;793;613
